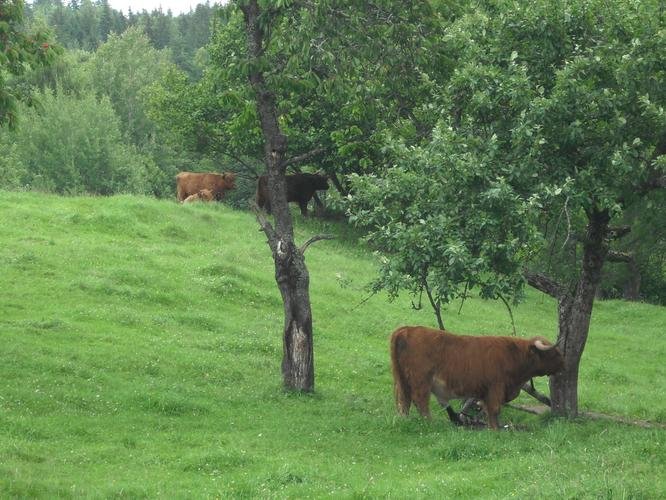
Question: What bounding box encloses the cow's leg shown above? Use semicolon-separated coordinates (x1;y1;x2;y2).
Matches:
412;383;432;418
445;405;464;425
432;392;463;425
299;200;308;216
484;386;505;430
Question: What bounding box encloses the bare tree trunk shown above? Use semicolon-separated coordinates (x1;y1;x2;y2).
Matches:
241;0;314;392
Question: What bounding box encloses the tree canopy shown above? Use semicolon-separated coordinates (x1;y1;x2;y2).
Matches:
0;0;60;127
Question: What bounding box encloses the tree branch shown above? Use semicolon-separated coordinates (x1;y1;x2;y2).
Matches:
607;226;631;240
217;148;262;178
299;234;335;254
524;270;564;299
250;201;278;247
607;250;633;263
281;147;325;169
637;172;666;194
521;381;552;407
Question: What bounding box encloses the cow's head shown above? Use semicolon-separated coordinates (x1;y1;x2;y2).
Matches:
198;189;214;201
312;174;329;191
529;337;565;376
223;172;237;190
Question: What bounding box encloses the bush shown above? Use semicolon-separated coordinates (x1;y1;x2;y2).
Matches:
3;89;152;195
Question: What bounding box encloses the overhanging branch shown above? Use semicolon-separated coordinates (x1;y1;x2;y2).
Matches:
524;270;564;299
282;148;325;169
218;150;262;179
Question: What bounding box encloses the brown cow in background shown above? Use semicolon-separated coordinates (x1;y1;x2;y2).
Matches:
256;173;329;216
390;325;564;429
182;189;214;204
176;172;236;202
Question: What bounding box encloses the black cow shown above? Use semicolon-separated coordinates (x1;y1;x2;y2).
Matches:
256;173;329;216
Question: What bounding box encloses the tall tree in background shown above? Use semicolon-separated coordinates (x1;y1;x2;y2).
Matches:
98;0;111;41
0;0;60;127
88;26;173;145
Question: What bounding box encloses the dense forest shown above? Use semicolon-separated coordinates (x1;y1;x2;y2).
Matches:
1;0;664;315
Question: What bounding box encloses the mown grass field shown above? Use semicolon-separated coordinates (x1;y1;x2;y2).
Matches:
1;191;665;498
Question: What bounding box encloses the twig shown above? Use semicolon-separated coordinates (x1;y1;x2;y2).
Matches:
498;294;516;336
351;291;378;311
457;282;469;315
560;196;571;251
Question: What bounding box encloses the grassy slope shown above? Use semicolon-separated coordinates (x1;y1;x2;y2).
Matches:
1;191;664;498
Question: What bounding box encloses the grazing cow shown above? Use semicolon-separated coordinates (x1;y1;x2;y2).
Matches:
390;325;564;429
256;173;329;216
182;189;214;204
176;172;236;202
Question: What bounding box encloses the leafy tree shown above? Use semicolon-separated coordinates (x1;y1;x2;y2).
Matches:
234;0;321;391
150;1;449;192
348;0;666;417
87;26;173;146
1;88;152;194
0;0;60;127
77;0;98;50
347;121;538;331
166;0;448;390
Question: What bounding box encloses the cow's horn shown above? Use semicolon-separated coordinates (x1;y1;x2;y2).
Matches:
534;339;554;351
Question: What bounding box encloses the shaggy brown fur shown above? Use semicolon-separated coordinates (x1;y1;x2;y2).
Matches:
182;189;214;204
390;325;564;429
176;172;236;202
255;173;329;216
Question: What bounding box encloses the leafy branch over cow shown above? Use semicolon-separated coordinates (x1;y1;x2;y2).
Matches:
390;326;564;429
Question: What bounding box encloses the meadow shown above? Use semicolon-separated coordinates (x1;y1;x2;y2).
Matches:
1;191;664;498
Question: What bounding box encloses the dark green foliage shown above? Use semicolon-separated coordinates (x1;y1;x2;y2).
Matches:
0;0;61;127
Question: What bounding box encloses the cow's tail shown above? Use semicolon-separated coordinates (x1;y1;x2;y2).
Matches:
390;327;411;416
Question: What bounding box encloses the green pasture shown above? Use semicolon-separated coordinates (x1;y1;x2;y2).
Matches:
1;192;664;498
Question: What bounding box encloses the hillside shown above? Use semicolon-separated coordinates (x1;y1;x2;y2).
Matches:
1;192;665;498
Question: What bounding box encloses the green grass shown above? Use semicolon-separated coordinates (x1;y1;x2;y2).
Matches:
1;191;665;498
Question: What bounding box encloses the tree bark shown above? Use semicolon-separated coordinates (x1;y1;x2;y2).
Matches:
549;208;610;417
241;0;315;392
